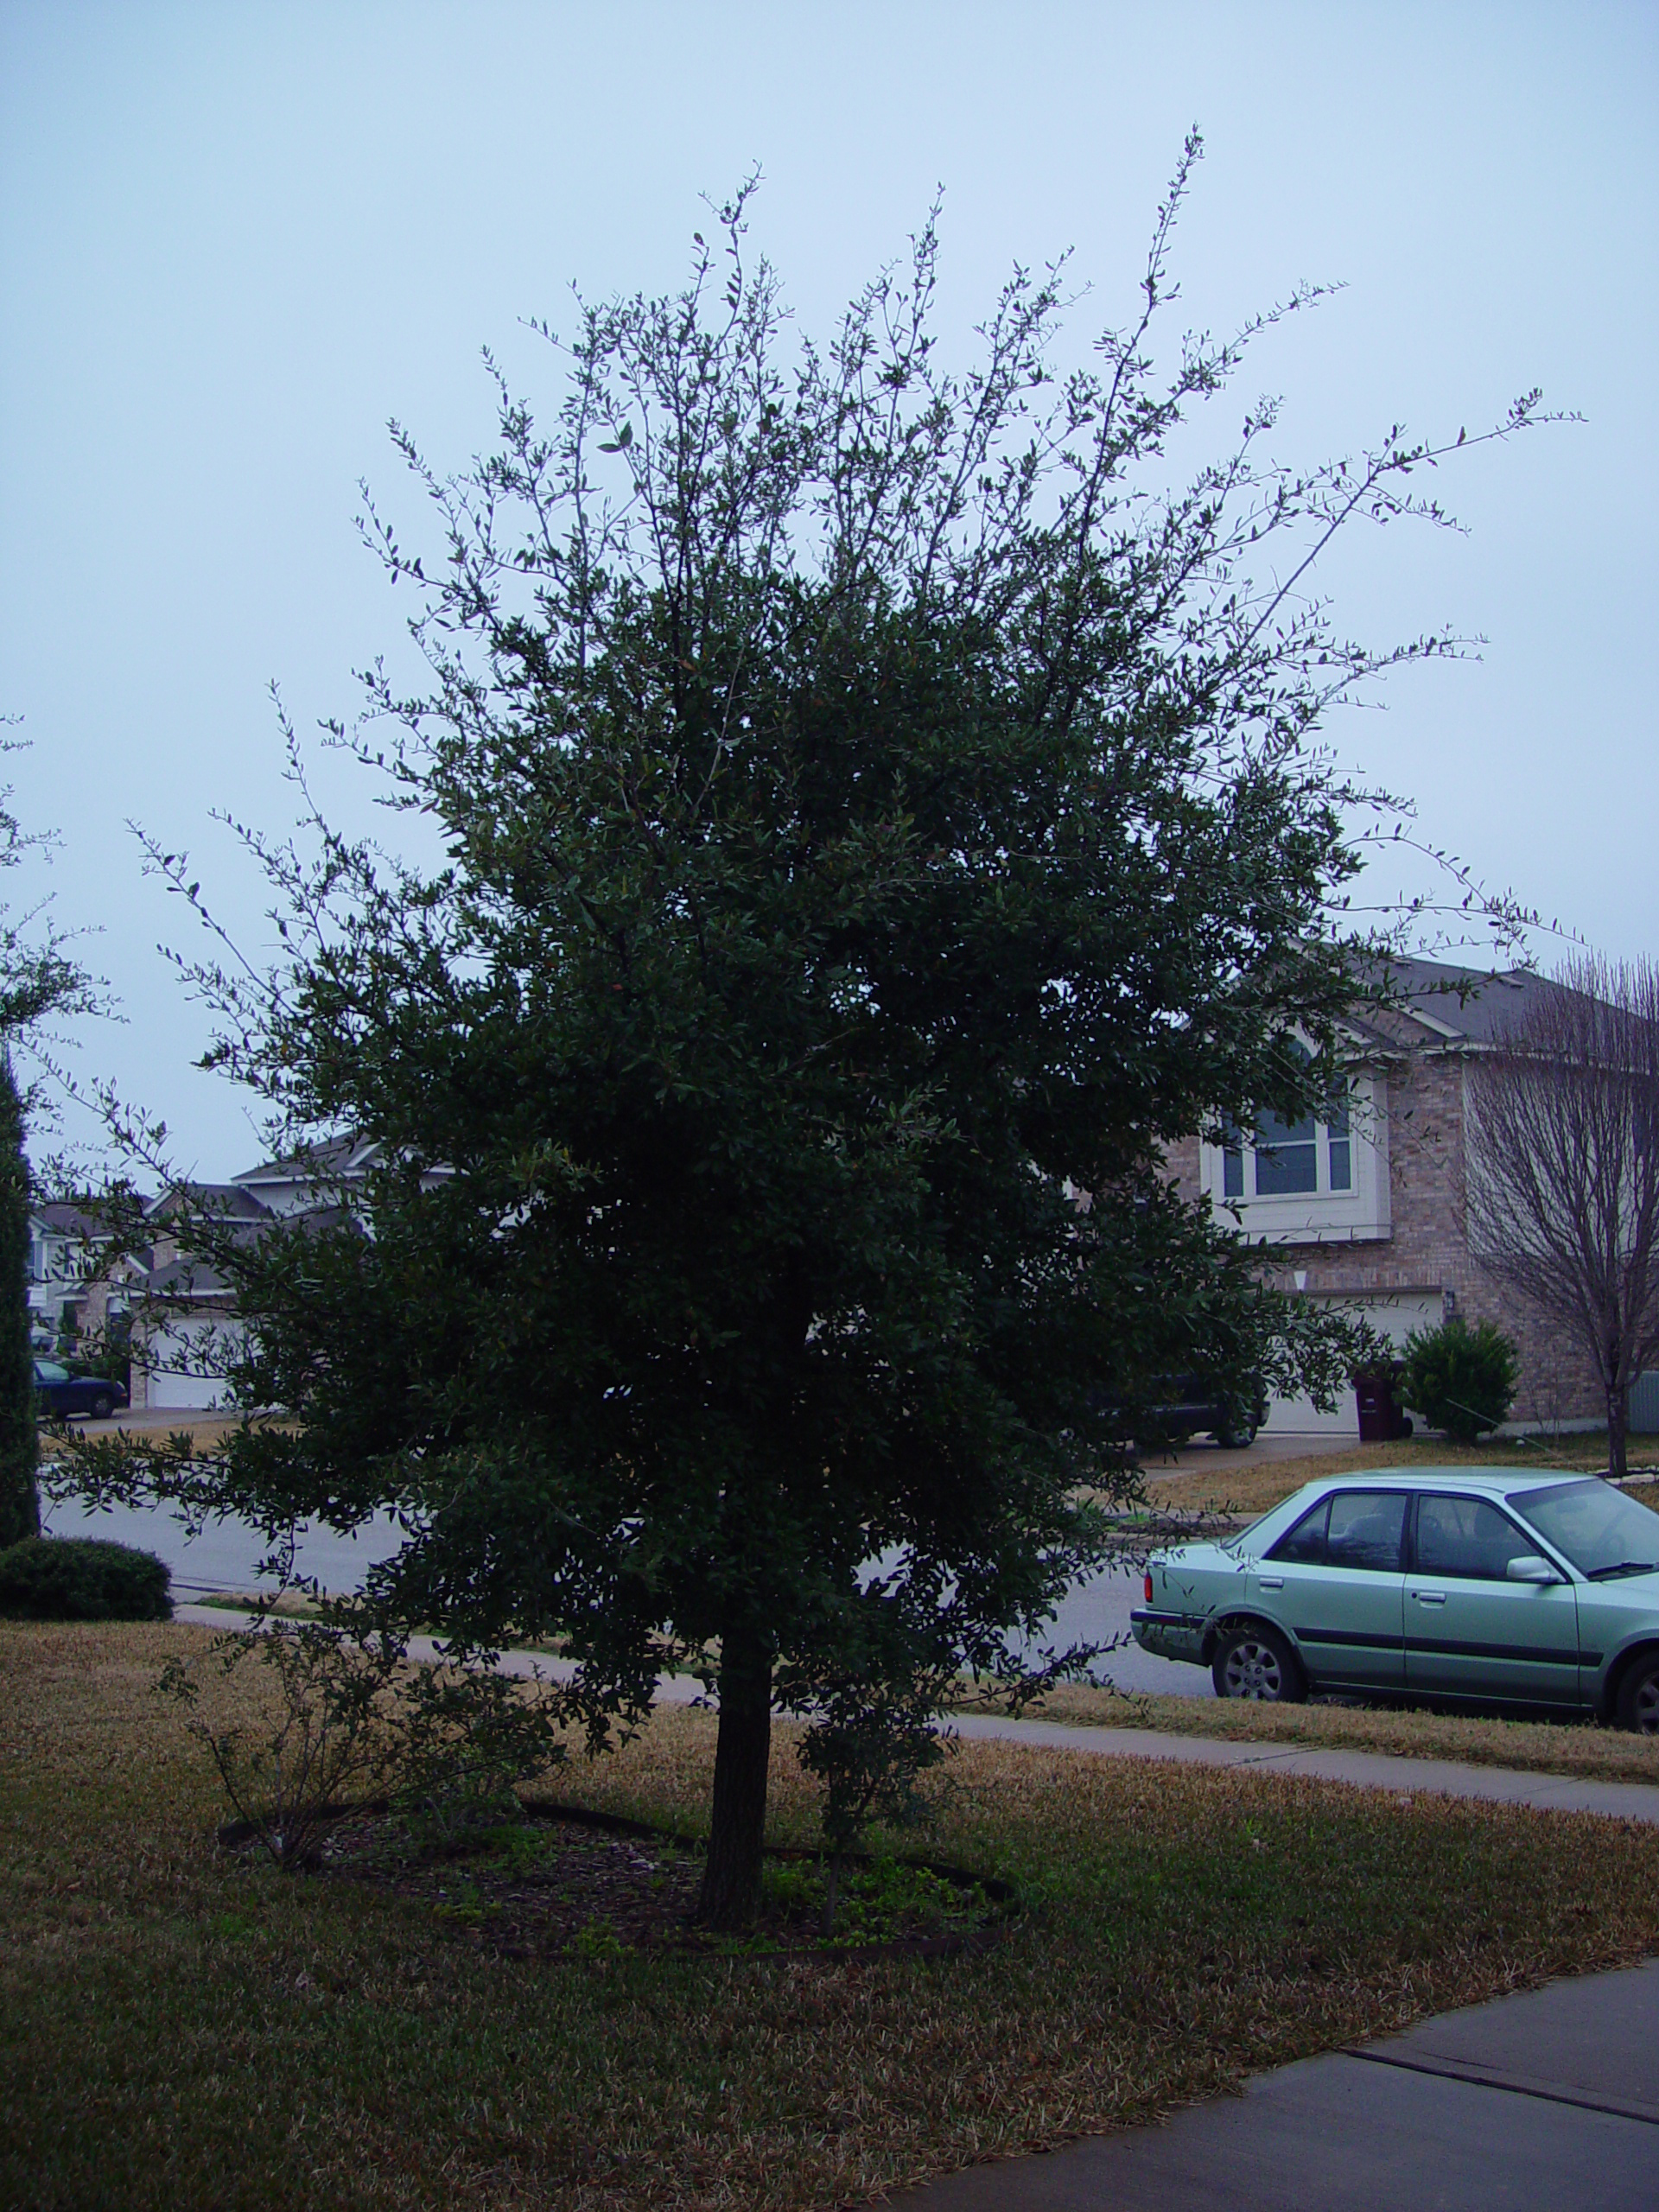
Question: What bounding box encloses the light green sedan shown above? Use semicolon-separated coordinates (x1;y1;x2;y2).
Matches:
1133;1469;1659;1731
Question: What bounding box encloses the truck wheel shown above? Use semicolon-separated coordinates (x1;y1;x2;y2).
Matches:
1212;1624;1306;1703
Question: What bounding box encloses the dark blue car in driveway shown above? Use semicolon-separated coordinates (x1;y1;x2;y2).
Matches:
33;1358;129;1421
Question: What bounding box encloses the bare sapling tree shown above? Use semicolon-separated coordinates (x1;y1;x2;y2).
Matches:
1465;956;1659;1476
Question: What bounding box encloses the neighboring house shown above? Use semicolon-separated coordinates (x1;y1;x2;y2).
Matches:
121;1140;396;1410
1166;958;1609;1439
90;1019;1636;1438
124;1185;269;1411
26;1202;116;1347
226;1133;385;1218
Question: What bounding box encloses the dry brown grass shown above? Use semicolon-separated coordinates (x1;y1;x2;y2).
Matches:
37;1410;296;1460
1015;1683;1659;1783
1137;1439;1659;1518
6;1620;1659;2210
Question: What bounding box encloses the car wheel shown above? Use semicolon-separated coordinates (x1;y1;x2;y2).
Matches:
1617;1650;1659;1735
1215;1422;1257;1449
88;1390;116;1421
1212;1623;1306;1703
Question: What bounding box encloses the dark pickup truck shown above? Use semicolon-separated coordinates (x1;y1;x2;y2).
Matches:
1108;1372;1269;1452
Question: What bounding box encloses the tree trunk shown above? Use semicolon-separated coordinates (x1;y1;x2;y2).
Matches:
695;1628;772;1931
1608;1377;1629;1480
0;1055;39;1550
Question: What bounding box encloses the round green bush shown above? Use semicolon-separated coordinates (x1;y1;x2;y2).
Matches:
0;1535;173;1621
1399;1318;1519;1444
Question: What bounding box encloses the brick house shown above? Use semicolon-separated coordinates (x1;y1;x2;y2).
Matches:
1166;958;1609;1438
111;1139;409;1410
27;1202;115;1348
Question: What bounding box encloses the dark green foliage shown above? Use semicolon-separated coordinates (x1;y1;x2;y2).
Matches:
1400;1318;1520;1443
74;157;1541;1927
0;1535;172;1621
69;1311;133;1394
0;1054;39;1548
0;743;102;1542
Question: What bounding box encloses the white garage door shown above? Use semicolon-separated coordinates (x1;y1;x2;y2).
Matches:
143;1319;239;1411
1262;1291;1444;1436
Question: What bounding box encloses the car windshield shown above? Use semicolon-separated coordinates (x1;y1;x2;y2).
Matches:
1510;1480;1659;1580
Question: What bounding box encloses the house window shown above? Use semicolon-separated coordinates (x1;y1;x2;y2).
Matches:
1255;1100;1318;1194
1221;1052;1352;1201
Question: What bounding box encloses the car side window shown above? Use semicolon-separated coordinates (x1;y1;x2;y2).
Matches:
1324;1491;1408;1572
1414;1495;1540;1581
1268;1498;1330;1565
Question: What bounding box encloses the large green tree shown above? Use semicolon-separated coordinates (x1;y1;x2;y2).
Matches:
0;1052;40;1548
0;750;96;1547
82;156;1545;1925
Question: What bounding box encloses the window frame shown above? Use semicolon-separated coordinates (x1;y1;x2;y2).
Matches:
1199;1046;1389;1245
1267;1486;1411;1573
1407;1491;1564;1584
1221;1053;1352;1202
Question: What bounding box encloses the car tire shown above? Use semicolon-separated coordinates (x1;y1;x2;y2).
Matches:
1617;1649;1659;1736
1215;1422;1258;1450
88;1390;115;1420
1212;1623;1306;1704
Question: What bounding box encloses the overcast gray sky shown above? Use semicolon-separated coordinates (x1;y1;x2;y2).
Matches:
2;0;1654;1180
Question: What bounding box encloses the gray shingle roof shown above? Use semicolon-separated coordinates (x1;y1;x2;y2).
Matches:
1353;956;1579;1048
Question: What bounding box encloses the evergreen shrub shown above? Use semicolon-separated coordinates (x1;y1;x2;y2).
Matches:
0;1535;173;1620
1400;1318;1519;1443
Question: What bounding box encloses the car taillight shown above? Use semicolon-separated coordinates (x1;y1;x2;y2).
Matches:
1144;1571;1154;1604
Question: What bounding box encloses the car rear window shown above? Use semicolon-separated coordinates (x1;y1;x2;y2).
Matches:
1268;1490;1408;1571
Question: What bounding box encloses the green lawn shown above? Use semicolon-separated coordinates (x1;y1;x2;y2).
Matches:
6;1622;1659;2210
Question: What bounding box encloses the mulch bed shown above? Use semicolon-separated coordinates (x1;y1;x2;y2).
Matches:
219;1800;1017;1961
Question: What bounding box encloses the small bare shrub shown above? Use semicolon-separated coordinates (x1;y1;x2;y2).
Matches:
160;1621;570;1867
159;1622;407;1868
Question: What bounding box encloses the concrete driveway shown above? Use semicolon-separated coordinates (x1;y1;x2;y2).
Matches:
896;1957;1659;2210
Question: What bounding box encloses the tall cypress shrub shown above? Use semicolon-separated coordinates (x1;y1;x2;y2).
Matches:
0;1053;40;1547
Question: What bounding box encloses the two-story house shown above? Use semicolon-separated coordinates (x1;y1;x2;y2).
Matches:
1166;958;1609;1438
26;1202;118;1349
117;1138;397;1409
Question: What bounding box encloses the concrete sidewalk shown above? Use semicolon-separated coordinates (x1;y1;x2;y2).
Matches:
945;1712;1659;1824
174;1605;1659;1825
172;1602;712;1704
897;1959;1659;2210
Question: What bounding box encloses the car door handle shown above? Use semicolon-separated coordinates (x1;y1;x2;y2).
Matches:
1258;1576;1283;1590
1414;1591;1447;1605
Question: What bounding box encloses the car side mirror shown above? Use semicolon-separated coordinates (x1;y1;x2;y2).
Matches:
1507;1554;1561;1585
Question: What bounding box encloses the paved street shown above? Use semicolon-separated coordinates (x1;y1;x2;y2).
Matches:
42;1493;405;1599
896;1960;1659;2210
52;1428;1344;1695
